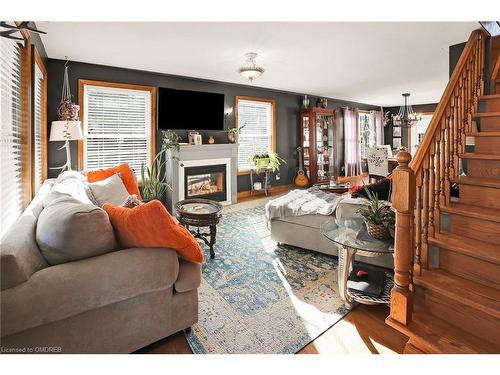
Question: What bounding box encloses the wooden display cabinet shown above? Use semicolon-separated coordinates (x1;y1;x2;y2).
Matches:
299;107;337;185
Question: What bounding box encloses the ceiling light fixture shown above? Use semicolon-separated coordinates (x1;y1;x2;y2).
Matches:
239;52;265;82
392;93;421;128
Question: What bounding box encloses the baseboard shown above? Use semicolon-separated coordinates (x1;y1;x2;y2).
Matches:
237;184;292;201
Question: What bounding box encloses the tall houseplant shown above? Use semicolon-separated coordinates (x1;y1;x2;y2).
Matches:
139;130;180;202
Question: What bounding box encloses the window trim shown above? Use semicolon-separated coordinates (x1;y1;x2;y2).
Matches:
234;95;276;175
31;46;48;195
77;79;157;171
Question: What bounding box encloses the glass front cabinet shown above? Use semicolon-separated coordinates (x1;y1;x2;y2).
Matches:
299;107;337;185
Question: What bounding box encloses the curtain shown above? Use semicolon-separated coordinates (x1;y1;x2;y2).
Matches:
370;110;384;146
343;107;361;176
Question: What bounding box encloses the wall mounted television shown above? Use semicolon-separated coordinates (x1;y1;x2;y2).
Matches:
157;87;225;130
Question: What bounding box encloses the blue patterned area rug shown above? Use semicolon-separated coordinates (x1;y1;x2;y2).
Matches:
185;205;350;354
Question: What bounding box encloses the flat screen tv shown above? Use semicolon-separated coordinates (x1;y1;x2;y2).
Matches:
158;87;224;130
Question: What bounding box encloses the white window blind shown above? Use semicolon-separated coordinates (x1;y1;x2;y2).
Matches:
359;112;374;159
0;37;25;239
237;99;273;170
33;63;44;192
83;85;152;175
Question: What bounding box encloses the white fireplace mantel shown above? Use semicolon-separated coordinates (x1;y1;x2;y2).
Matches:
165;143;238;211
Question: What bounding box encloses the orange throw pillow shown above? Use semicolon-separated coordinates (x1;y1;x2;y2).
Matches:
103;200;204;264
86;163;142;199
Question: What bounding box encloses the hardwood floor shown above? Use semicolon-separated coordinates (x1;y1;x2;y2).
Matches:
138;305;407;354
138;174;407;354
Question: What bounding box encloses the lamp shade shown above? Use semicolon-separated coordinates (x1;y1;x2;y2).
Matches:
50;120;83;141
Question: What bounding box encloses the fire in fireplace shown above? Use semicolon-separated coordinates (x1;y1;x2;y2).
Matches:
184;164;227;202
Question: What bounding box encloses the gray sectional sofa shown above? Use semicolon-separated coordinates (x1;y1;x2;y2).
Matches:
269;195;394;269
1;177;201;354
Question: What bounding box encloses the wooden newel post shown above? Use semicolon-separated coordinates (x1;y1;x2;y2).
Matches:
390;149;415;325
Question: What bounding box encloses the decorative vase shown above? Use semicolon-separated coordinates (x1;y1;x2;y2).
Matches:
227;132;238;143
208;135;215;144
320;98;328;108
302;95;310;108
366;222;390;240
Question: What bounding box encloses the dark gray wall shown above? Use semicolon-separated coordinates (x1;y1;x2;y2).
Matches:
449;42;466;77
46;59;377;191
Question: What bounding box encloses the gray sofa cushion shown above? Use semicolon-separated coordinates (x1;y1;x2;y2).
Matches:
36;192;118;265
1;247;180;338
272;214;331;230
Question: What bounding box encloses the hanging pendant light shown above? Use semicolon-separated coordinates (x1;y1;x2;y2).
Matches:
239;52;265;82
392;93;421;128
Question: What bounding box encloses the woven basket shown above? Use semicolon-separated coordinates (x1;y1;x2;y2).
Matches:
366;222;390;240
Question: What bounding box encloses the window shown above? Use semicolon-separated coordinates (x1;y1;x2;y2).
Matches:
235;96;276;171
79;81;156;175
358;111;375;158
0;36;27;239
32;49;47;193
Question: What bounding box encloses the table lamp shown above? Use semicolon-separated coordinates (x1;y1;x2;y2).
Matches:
49;120;83;172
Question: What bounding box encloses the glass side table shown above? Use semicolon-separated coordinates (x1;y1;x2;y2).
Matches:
321;218;394;308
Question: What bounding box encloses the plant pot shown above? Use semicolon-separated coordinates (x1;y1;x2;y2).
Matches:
366;222;390;240
227;132;238;143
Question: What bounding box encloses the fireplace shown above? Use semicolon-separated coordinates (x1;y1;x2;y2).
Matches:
184;164;227;202
169;150;236;211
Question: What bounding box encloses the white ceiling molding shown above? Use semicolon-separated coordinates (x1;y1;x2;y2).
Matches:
39;22;478;106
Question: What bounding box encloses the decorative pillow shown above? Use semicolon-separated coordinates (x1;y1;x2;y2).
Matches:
103;200;204;264
86;173;130;207
36;192;118;265
121;194;142;208
352;177;392;201
86;163;141;199
51;171;94;205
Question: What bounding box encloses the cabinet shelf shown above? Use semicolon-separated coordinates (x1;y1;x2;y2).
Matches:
300;107;337;185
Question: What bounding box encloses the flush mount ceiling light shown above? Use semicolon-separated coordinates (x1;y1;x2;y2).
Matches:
239;52;265;82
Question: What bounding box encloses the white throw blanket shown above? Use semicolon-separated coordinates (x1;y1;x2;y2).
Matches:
265;187;345;227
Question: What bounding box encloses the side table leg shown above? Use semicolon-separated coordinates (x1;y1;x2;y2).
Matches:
209;225;217;259
338;245;355;308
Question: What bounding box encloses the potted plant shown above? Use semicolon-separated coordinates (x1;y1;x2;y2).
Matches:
249;151;286;173
140;152;171;203
225;122;247;143
357;185;395;240
139;130;180;202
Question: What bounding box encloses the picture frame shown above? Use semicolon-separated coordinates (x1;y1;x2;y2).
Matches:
393;126;402;137
393;137;402;149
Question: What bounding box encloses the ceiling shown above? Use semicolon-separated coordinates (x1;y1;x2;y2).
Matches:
38;22;478;106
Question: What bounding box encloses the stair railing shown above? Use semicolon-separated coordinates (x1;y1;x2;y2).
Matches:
389;29;486;326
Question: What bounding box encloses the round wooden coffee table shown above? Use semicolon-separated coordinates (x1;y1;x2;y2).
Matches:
174;198;223;259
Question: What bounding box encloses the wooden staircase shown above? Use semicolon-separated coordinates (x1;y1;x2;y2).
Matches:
386;29;500;353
